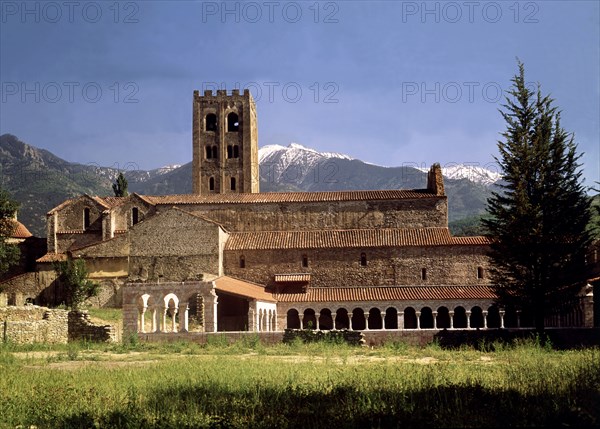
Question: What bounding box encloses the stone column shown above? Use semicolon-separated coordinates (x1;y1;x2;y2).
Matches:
273;311;278;331
449;311;454;329
483;310;488;329
171;307;178;333
266;311;271;332
179;303;189;332
161;306;168;333
299;314;304;330
499;310;505;329
348;313;353;330
364;313;370;330
433;311;438;330
380;309;386;330
416;311;421;330
466;311;472;329
248;306;255;332
398;311;404;330
315;313;321;330
332;312;337;330
257;310;263;332
139;307;147;333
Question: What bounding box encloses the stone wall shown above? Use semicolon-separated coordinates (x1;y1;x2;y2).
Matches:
226;244;491;289
1;306;68;344
68;311;117;343
0;271;61;306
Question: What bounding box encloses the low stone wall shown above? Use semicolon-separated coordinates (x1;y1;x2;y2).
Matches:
283;329;366;345
68;311;118;343
1;306;68;344
137;331;284;345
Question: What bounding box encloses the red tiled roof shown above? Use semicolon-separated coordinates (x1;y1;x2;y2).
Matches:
274;285;497;302
214;276;276;302
142;189;440;205
275;274;311;283
226;228;490;250
36;253;67;263
10;220;32;238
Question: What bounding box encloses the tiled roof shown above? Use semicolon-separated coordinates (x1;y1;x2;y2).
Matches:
275;274;311;283
142;189;440;205
226;228;490;250
10;220;33;238
36;253;67;263
214;276;276;302
274;285;497;303
57;230;85;234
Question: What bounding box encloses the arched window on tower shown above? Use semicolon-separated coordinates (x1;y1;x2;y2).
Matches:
209;177;215;191
360;253;367;267
205;113;217;132
233;145;239;158
227;145;233;159
206;146;212;159
230;177;236;191
132;207;139;225
83;207;90;229
212;145;218;159
239;255;245;269
227;112;239;132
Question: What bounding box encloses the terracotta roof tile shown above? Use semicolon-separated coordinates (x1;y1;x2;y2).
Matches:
36;253;67;263
226;228;490;250
214;276;276;302
275;274;311;283
274;285;497;302
142;189;440;205
10;220;32;238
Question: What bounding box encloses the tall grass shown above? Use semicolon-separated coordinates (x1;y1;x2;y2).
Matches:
0;340;598;428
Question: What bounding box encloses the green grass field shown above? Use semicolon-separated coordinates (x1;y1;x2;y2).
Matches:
1;338;598;428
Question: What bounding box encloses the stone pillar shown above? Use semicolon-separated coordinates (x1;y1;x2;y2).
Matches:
348;313;353;330
449;311;454;329
315;313;321;330
161;306;168;333
364;313;370;330
273;311;278;331
433;311;438;330
203;289;218;333
332;312;337;330
398;311;404;330
466;311;472;329
499;310;505;329
380;309;386;330
299;314;304;330
171;307;178;333
139;307;147;333
248;306;255;332
181;304;189;332
416;311;421;330
483;310;488;329
257;310;262;332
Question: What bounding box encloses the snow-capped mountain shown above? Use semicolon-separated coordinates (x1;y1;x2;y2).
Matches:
416;164;502;186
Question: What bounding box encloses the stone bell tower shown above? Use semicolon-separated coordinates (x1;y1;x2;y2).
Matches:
192;89;259;195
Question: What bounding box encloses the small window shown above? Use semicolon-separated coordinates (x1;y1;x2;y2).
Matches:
302;255;308;268
227;145;233;159
477;267;484;279
205;113;217;132
230;177;236;191
212;145;218;159
206;146;212;159
360;253;367;267
132;207;139;225
83;207;90;229
227;112;239;132
233;145;239;158
421;268;427;281
240;255;245;269
209;177;215;191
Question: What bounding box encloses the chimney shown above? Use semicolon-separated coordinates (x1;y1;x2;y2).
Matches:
427;163;445;196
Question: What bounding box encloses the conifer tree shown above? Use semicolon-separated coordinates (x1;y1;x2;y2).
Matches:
484;62;592;332
112;172;129;197
0;187;20;277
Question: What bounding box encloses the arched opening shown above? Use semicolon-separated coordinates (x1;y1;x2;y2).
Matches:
206;145;212;159
404;307;417;329
385;307;398;329
453;306;467;329
420;307;434;329
504;307;518;328
212;145;218;159
209;177;215;191
205;113;217;131
186;293;203;332
286;309;300;329
334;308;349;329
233;145;240;158
368;308;382;330
239;255;245;269
216;291;249;331
437;306;451;329
163;293;180;333
352;308;366;330
303;309;317;330
319;309;333;330
302;254;308;268
230;177;236;191
360;253;367;266
132;207;139;225
227;145;233;159
227;112;239;132
471;306;484;328
137;294;156;333
83;207;90;229
477;266;484;279
487;305;501;328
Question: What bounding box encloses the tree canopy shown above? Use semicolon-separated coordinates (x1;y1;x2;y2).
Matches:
54;257;99;309
112;172;129;197
483;62;593;331
0;186;20;277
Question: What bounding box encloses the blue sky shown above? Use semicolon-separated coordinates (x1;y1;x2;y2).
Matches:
1;1;599;185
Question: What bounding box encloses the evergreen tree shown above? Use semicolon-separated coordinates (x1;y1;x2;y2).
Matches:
0;187;20;277
54;257;99;309
112;172;129;197
483;62;592;331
